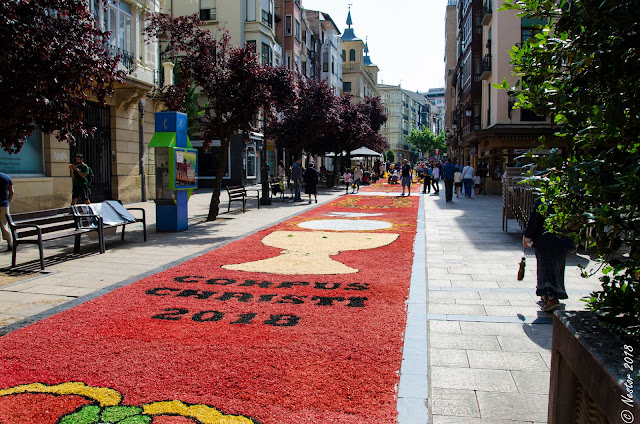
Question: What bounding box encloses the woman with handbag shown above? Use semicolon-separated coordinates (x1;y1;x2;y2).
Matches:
523;199;575;312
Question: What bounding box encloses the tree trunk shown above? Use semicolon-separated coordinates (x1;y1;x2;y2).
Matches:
207;137;230;221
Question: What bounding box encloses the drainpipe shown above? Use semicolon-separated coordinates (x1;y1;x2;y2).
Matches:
138;99;147;202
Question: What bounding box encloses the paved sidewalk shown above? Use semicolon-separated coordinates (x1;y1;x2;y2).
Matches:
422;191;602;424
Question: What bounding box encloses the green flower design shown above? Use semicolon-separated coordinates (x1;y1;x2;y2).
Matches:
59;405;152;424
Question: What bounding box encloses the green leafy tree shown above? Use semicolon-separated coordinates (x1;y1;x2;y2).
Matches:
407;127;446;158
500;0;640;341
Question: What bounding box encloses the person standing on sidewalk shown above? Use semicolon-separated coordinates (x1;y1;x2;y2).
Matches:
441;159;456;202
305;162;319;204
423;163;432;193
523;199;574;312
401;159;413;196
291;157;303;202
461;161;475;198
0;171;14;252
70;153;91;205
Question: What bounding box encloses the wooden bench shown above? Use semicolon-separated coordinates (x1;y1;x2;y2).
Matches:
225;185;260;213
7;207;104;270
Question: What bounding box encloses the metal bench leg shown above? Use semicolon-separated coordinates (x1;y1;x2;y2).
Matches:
11;245;17;268
74;234;81;252
121;226;126;241
99;226;105;254
38;242;45;270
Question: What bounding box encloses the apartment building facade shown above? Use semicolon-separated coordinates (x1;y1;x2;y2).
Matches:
423;88;446;135
447;0;556;193
305;10;343;96
167;0;282;187
379;85;429;162
444;0;458;152
2;0;163;212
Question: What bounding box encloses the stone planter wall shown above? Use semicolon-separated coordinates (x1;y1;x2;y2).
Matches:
549;311;639;424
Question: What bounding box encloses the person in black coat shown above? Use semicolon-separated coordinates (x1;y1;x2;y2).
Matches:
523;199;575;312
304;162;319;204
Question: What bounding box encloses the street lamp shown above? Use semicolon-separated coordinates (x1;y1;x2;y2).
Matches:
465;105;472;117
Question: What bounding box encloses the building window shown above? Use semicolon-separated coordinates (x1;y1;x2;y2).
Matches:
261;43;272;66
262;9;273;28
92;0;133;55
520;109;546;122
246;145;257;178
199;0;216;21
246;40;256;53
521;16;546;44
294;19;301;41
285;15;292;36
343;82;352;92
0;128;44;175
341;50;346;62
349;49;355;61
323;61;328;72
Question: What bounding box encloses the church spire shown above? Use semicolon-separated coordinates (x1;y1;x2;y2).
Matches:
341;5;361;41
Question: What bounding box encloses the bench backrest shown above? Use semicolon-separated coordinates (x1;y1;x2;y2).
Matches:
226;185;247;199
8;207;76;239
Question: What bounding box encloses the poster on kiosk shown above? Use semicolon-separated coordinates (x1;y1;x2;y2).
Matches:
148;112;197;232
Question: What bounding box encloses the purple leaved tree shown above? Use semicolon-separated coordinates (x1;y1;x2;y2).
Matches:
145;14;294;220
0;0;125;153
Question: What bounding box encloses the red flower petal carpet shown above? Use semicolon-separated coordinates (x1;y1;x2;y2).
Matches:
0;184;419;424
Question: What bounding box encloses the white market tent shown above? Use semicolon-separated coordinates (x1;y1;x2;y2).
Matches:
325;147;383;158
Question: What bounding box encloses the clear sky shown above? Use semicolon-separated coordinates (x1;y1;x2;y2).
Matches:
302;0;448;93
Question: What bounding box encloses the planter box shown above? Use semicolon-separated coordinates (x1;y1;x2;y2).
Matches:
549;311;639;423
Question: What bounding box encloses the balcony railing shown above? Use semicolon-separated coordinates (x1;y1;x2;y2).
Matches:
481;54;492;80
482;0;492;25
106;44;134;73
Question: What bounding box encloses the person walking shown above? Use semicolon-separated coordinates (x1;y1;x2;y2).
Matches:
70;153;91;205
305;162;319;204
453;168;463;198
441;159;456;202
523;200;574;312
0;171;14;252
461;161;474;198
400;159;413;196
353;164;363;193
431;163;440;194
343;169;352;195
290;157;303;202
